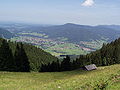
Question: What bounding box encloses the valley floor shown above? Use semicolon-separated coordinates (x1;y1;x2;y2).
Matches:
0;64;120;90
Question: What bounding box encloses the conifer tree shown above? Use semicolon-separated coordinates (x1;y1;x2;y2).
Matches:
114;45;120;64
14;43;30;72
0;39;15;71
61;56;71;71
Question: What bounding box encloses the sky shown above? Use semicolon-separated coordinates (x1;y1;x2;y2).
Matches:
0;0;120;25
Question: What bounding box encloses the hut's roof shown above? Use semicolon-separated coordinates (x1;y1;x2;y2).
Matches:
85;64;97;71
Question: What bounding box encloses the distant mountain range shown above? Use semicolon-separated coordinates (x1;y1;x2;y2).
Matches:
0;28;14;39
1;23;120;42
96;25;120;31
25;23;120;43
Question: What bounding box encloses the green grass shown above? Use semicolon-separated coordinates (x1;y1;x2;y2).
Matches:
0;64;120;90
11;36;87;56
46;43;87;56
81;39;108;50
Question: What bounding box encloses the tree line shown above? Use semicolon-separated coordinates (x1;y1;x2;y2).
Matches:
0;39;30;72
0;38;57;72
39;38;120;72
1;37;120;72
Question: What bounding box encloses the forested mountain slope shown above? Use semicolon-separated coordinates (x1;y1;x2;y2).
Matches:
76;37;120;68
0;38;58;71
41;38;120;72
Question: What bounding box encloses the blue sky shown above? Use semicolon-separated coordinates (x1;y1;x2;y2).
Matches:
0;0;120;25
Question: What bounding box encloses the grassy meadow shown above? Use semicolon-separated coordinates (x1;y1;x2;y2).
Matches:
0;64;120;90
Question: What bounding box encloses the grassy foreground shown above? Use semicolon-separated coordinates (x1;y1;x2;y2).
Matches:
0;65;120;90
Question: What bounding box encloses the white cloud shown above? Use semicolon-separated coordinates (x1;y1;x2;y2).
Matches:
82;0;94;7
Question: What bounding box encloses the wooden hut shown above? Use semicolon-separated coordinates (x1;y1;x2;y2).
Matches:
84;64;97;71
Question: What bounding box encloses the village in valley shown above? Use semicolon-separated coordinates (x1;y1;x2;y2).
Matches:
10;31;106;56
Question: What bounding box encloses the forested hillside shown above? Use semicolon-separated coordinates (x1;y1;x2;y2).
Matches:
73;37;120;69
40;38;120;72
0;38;58;72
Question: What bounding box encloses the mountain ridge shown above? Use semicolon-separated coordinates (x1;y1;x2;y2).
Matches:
29;23;120;42
0;28;14;39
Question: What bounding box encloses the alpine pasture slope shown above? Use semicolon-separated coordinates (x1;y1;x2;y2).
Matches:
0;64;120;90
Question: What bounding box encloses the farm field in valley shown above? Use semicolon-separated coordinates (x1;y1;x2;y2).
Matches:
10;32;107;56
